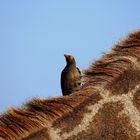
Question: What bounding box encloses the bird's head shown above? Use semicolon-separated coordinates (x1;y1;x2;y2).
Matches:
64;54;76;65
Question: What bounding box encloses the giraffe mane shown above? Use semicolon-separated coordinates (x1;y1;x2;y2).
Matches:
0;29;140;139
84;29;140;85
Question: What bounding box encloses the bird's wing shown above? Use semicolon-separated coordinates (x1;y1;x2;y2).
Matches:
76;67;82;86
76;67;81;75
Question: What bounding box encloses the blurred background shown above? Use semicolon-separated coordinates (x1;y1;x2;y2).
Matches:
0;0;140;112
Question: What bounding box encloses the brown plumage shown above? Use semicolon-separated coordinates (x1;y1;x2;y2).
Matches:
61;54;81;96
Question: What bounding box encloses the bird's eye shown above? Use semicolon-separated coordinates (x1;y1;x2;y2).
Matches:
69;56;73;60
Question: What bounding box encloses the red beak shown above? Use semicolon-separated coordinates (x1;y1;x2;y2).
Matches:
64;54;69;58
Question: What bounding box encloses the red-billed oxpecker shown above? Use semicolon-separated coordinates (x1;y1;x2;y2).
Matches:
61;54;81;96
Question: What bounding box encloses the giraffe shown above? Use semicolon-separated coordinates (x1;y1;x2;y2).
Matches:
0;29;140;140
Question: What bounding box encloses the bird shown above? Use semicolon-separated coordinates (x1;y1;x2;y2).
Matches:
61;54;81;96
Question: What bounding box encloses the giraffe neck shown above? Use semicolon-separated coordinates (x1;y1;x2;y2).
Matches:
0;30;140;140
